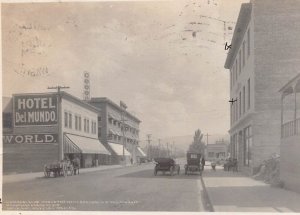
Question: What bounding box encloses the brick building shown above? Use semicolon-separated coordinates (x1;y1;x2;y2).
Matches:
2;92;110;174
224;0;300;174
89;98;145;165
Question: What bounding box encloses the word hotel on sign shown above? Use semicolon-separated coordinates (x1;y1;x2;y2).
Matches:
17;97;56;109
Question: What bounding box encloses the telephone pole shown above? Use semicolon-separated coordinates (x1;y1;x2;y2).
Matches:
158;138;161;157
205;133;211;145
47;85;70;161
120;101;128;165
147;134;152;160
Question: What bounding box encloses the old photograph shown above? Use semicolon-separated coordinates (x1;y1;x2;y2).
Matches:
1;0;300;212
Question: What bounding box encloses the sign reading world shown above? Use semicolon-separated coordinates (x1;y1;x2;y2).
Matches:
14;94;58;126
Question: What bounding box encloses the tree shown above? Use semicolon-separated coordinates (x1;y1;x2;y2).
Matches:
188;129;205;154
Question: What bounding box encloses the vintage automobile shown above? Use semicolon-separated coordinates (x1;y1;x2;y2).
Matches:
154;157;180;176
184;152;202;175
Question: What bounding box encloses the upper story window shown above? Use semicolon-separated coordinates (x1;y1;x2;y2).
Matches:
64;112;68;128
239;50;242;74
248;78;251;109
68;113;72;129
98;116;101;122
75;115;78;130
235;59;238;81
243;86;246;114
79;116;82;131
247;28;250;57
242;41;246;67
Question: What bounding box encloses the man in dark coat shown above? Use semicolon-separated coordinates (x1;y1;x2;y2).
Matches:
201;157;206;171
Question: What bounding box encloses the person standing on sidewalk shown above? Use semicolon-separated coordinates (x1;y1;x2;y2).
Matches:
201;157;206;171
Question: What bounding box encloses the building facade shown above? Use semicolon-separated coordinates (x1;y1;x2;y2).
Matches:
89;98;145;165
224;0;300;174
279;73;300;193
206;140;229;162
2;92;110;174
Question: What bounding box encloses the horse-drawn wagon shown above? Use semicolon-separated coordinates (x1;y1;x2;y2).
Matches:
44;160;75;177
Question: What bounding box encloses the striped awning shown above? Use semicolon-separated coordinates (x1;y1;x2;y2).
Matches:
108;142;131;156
64;134;111;155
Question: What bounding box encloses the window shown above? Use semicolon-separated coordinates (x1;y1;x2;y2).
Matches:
239;92;242;117
235;59;238;81
64;112;68;128
68;113;72;129
79;116;81;130
239;50;242;74
208;152;214;158
243;86;246;114
242;41;246;66
248;78;251;109
247;28;250;57
98;127;102;138
84;118;87;132
87;119;90;133
244;126;252;166
75;115;78;130
235;98;238;120
98;116;101;122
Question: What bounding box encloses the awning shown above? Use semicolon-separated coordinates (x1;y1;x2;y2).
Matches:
136;147;147;157
108;142;131;156
64;134;111;155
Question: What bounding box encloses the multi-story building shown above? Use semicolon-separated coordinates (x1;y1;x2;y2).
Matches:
89;97;145;164
279;73;300;193
224;0;300;174
2;92;110;174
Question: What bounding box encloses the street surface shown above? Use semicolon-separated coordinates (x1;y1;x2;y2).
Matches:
3;158;205;211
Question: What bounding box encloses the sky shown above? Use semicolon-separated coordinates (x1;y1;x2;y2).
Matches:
2;0;248;143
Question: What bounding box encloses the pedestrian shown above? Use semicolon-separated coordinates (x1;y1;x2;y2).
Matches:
73;156;80;175
130;158;133;165
201;157;206;171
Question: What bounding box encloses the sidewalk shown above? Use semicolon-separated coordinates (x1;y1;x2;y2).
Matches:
202;165;300;212
3;164;136;184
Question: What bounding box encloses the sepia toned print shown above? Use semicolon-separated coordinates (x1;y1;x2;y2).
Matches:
2;0;300;212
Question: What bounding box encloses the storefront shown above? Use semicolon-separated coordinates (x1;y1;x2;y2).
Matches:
2;92;110;174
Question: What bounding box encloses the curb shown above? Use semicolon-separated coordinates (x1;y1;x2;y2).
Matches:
3;164;147;184
200;175;215;212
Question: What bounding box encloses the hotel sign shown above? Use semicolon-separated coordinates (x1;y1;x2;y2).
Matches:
3;134;58;144
14;94;58;126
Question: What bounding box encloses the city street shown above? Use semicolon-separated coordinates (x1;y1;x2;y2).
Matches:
3;159;205;211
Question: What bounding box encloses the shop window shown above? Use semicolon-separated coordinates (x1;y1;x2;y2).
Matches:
244;126;252;166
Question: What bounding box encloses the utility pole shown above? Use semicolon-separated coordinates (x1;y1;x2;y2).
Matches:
205;133;211;145
120;101;128;165
158;138;161;157
147;134;152;160
166;142;169;157
47;85;70;161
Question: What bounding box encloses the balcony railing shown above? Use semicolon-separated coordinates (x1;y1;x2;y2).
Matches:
282;118;300;138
